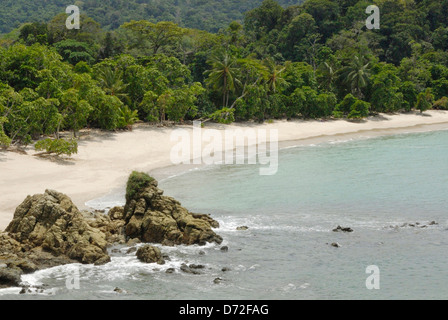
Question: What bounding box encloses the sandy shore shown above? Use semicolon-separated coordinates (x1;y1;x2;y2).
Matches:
1;110;448;231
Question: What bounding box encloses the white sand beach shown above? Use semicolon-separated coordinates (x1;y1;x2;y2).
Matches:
1;110;448;231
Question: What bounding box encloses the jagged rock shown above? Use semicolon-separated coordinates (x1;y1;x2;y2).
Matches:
123;172;222;246
5;190;110;265
192;213;220;228
332;226;353;233
136;245;165;264
83;210;126;245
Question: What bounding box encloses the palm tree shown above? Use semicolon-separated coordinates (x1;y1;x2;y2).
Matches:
96;66;129;103
342;55;371;99
263;58;289;94
318;61;336;92
205;52;240;108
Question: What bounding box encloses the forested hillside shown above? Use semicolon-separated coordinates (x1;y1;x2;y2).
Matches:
1;0;448;153
0;0;302;34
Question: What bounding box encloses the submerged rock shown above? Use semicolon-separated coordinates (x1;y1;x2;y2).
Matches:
332;226;353;233
388;221;439;230
330;242;341;248
236;226;249;231
180;263;201;275
123;172;222;246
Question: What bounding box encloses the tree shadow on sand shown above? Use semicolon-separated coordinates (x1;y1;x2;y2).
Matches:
415;112;432;117
33;154;76;166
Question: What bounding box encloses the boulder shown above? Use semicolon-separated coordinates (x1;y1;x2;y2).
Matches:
6;190;110;265
108;206;125;221
123;172;222;246
136;245;165;264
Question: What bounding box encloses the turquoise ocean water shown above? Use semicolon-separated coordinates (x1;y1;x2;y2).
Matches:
1;128;447;300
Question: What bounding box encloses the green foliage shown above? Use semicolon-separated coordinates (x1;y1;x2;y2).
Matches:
126;171;155;202
347;100;370;120
117;105;139;130
35;138;78;156
415;88;434;113
1;0;447;138
433;97;448;110
210;108;236;124
73;61;92;74
0;117;11;147
333;94;370;119
53;39;97;65
0;0;299;34
370;64;404;113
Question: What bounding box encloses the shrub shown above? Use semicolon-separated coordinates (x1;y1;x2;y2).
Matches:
348;100;370;120
433;97;448;110
0;117;11;148
117;105;139;130
35;138;78;156
333;94;370;119
126;171;155;202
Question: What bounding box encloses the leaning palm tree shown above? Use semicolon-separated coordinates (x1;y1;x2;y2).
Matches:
205;52;240;108
96;66;129;103
342;55;371;99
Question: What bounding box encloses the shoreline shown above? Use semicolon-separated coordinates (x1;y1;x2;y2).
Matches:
1;110;448;231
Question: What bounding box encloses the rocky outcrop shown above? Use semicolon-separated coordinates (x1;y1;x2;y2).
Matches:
5;190;111;266
0;172;223;289
122;172;222;246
